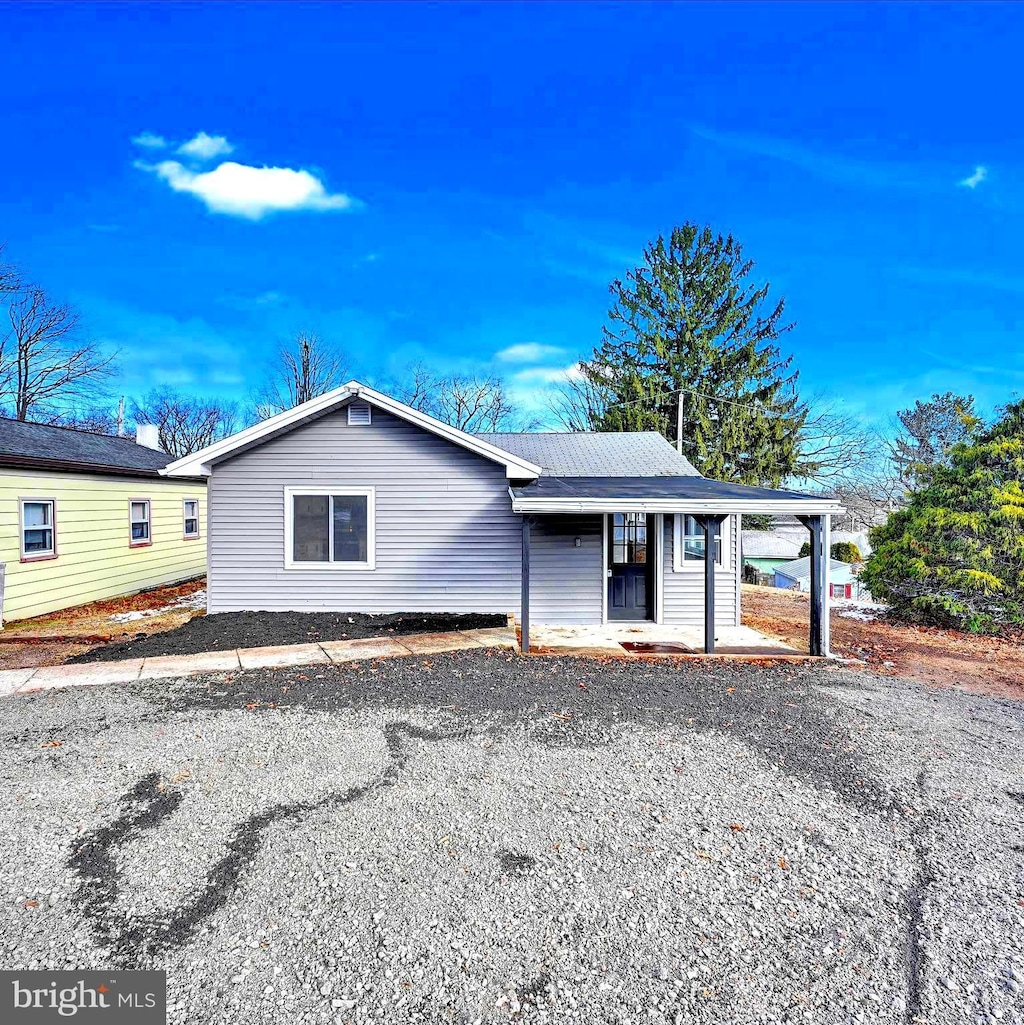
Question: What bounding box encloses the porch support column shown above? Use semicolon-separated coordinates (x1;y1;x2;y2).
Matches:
697;514;726;654
520;515;531;654
798;514;826;656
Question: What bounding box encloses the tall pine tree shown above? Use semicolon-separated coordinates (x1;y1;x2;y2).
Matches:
577;223;807;487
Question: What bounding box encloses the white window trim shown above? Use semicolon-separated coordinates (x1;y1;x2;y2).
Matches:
183;498;200;540
284;486;376;571
672;513;730;572
20;497;57;561
129;499;152;548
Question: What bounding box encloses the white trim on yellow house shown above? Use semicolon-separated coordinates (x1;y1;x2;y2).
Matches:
0;469;206;624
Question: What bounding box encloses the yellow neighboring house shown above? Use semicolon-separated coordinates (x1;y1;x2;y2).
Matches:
0;418;207;625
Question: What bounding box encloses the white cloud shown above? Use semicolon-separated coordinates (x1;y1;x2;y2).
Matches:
495;342;567;363
958;165;988;189
137;159;359;220
132;131;167;149
177;131;234;161
510;363;584;386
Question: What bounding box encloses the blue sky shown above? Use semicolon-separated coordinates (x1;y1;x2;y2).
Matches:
2;2;1021;428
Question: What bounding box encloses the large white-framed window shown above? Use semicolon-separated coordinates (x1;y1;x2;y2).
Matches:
129;499;152;548
284;486;376;570
20;498;57;562
673;514;729;571
183;498;200;539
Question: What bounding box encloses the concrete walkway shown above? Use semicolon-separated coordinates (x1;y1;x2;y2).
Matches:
0;627;517;699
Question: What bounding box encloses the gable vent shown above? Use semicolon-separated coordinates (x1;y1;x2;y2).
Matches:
347;402;372;426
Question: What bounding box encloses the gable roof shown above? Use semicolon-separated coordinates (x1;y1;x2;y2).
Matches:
774;556;852;580
474;431;699;477
0;417;171;477
161;381;544;479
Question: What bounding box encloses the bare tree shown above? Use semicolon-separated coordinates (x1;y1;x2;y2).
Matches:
547;366;612;432
252;330;349;420
131;388;238;458
0;244;21;298
1;284;116;421
395;363;538;432
793;395;885;489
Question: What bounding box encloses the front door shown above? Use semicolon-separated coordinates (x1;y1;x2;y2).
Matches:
608;512;652;621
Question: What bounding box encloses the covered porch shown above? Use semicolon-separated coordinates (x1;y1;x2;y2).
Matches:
512;475;843;657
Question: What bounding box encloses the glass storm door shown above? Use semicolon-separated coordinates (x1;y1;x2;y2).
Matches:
608;513;652;621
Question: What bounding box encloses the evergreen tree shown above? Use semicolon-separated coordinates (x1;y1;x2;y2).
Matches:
576;223;806;486
861;400;1024;632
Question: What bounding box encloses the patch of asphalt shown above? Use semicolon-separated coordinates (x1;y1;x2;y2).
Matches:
0;651;1020;1025
67;611;507;663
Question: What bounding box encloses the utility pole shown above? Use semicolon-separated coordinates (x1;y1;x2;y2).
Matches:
116;396;125;437
676;391;683;455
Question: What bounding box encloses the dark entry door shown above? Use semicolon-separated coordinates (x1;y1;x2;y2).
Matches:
608;513;652;621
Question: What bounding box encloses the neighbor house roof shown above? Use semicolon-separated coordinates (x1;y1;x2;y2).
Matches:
0;417;171;477
741;531;804;559
474;432;699;477
774;556;851;580
510;476;845;515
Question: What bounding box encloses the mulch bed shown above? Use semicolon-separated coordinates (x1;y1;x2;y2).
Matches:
66;611;508;664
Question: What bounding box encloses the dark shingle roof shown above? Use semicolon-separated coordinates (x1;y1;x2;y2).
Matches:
0;418;171;475
474;431;700;477
511;476;826;502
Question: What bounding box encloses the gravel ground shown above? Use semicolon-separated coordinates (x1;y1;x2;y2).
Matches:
68;611;508;663
1;651;1022;1025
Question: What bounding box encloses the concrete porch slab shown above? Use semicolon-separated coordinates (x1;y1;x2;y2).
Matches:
237;643;330;670
524;621;801;657
320;638;413;663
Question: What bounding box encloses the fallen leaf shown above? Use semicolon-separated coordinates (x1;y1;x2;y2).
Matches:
729;823;745;832
779;858;789;870
23;900;39;908
40;740;63;749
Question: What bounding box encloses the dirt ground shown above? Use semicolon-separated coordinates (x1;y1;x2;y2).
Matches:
0;578;206;670
742;584;1024;699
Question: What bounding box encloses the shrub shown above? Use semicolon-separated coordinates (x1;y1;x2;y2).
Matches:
831;541;862;564
860;400;1024;633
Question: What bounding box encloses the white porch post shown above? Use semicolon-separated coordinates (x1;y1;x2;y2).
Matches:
821;513;831;657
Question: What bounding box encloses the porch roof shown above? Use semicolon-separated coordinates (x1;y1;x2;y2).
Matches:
509;475;844;515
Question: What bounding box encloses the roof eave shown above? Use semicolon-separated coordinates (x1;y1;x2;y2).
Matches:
511;495;845;515
0;453;183;479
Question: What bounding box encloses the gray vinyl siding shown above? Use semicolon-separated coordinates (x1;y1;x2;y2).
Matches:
662;514;740;627
207;405;521;614
530;515;603;625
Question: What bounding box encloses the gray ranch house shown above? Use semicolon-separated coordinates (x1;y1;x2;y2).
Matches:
163;382;842;655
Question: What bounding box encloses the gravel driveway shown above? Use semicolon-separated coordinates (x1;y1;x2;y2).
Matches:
1;651;1021;1025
